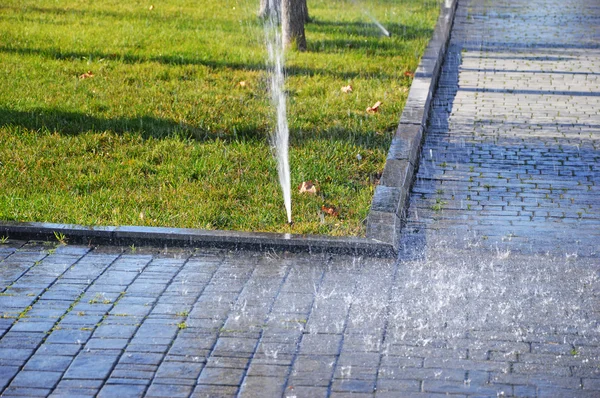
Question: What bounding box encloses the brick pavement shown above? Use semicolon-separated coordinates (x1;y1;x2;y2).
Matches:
406;0;600;256
1;0;600;396
0;240;598;397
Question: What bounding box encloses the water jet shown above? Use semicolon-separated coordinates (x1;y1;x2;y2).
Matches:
263;0;292;224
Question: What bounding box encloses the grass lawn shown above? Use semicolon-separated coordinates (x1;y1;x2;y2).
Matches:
0;0;439;236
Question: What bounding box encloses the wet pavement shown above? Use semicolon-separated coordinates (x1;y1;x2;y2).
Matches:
0;241;598;397
406;0;600;256
1;0;600;396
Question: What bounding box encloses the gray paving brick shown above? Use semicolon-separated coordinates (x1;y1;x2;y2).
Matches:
0;366;19;390
35;343;81;356
145;383;193;397
298;333;342;356
197;366;246;386
23;355;72;372
376;378;421;392
97;384;146;397
64;354;119;380
238;376;286;397
190;384;238;397
423;357;509;373
285;385;329;397
2;386;51;396
155;360;204;380
109;368;155;381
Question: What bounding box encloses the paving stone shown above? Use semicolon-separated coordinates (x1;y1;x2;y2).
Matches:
119;352;164;366
1;386;52;397
114;363;159;373
0;348;35;364
49;388;97;397
237;376;286;397
0;366;19;390
190;384;239;397
45;329;92;345
246;363;289;378
92;324;138;339
0;331;45;348
146;383;193;397
331;379;375;393
36;343;82;356
9;320;55;333
97;383;146;397
376;378;421;392
212;337;258;358
105;377;150;386
64;354;119;380
154;360;204;380
109;368;155;381
334;365;377;381
84;338;129;351
298;334;342;356
23;355;72;372
197;366;246;386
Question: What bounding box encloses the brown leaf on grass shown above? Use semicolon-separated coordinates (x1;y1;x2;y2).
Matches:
366;101;382;114
79;71;94;79
341;85;353;93
299;181;317;195
321;205;339;217
404;71;414;78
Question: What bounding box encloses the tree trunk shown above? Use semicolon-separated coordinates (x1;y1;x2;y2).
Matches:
282;0;306;51
301;0;310;23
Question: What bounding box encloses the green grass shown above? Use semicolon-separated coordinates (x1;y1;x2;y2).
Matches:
0;0;440;236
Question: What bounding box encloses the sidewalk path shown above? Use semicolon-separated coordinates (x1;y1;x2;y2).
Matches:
0;0;599;396
406;0;600;255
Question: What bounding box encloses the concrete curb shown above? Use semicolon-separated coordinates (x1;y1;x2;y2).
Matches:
0;221;395;257
365;0;458;252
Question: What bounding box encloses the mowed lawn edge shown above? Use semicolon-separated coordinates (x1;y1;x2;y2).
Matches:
0;0;440;236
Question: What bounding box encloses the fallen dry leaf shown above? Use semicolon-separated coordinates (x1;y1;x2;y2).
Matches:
341;85;353;93
404;71;414;78
321;205;339;217
299;181;317;195
238;81;247;87
366;101;382;114
79;71;94;79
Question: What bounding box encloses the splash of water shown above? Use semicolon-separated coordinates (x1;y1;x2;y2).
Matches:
364;11;391;37
264;2;292;224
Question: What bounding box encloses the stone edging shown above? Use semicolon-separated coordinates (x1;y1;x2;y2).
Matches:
365;0;458;251
0;221;395;257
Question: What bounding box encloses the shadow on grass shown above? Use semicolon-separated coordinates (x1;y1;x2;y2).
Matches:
0;45;396;81
305;21;433;55
0;108;391;150
0;4;222;25
0;107;265;142
310;19;434;40
0;4;128;19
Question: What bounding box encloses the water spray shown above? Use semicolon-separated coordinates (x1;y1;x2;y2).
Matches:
365;12;391;37
351;0;391;37
264;1;292;224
